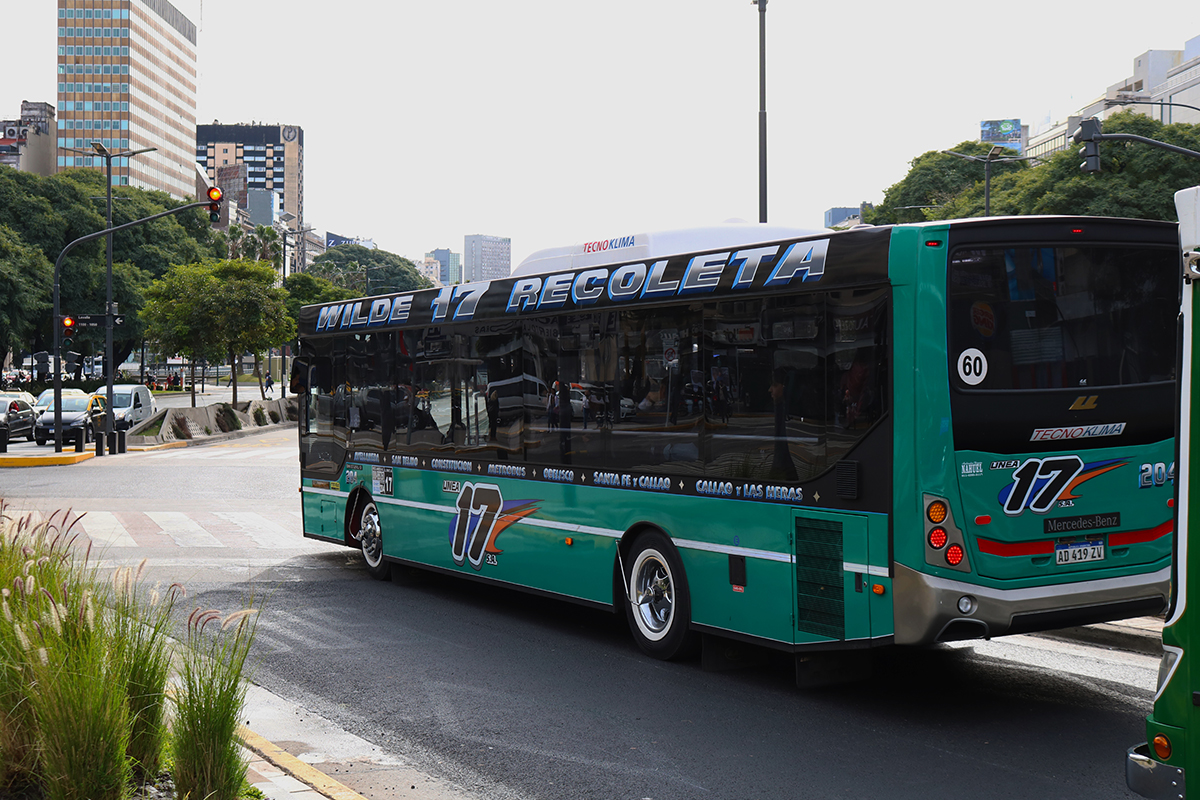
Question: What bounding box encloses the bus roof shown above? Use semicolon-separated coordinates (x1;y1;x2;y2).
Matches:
512;222;827;276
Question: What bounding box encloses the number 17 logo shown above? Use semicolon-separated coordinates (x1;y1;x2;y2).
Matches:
448;483;541;570
998;456;1085;516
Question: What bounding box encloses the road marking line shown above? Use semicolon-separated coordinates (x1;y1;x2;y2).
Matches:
146;511;224;548
78;511;137;548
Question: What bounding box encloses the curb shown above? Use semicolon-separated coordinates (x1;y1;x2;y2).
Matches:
0;450;96;467
237;725;369;800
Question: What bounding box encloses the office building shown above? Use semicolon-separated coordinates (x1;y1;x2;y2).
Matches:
1027;32;1199;160
463;234;512;282
55;0;198;198
425;248;461;285
196;122;305;230
0;101;56;175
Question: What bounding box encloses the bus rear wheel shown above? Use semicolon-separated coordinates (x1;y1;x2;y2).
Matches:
624;531;697;660
355;501;390;581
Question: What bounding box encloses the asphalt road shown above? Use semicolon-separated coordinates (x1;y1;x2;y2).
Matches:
0;429;1159;799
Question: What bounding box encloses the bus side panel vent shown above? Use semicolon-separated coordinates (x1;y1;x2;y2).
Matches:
795;517;845;640
836;461;859;500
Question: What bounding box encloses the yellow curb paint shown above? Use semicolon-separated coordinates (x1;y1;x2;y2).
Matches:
237;725;370;800
0;452;95;467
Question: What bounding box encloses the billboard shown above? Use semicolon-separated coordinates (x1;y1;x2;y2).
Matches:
980;119;1023;153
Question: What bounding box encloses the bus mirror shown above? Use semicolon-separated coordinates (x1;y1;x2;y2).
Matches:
1177;186;1200;282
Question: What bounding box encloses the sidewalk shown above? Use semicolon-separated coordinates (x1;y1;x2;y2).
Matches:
238;683;471;800
1032;614;1165;656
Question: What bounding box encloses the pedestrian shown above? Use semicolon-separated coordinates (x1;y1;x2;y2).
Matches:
265;374;275;397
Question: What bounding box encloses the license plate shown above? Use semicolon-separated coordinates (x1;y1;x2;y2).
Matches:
1055;541;1105;565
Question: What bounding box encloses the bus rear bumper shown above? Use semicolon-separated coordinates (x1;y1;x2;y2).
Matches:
1127;743;1185;799
892;563;1169;645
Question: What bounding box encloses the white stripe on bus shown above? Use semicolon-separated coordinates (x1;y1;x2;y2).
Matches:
671;538;794;564
842;561;889;577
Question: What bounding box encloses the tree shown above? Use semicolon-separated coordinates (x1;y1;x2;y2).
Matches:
0;165;226;373
307;244;429;295
864;141;1016;224
140;263;224;407
934;112;1200;221
283;272;355;333
248;225;282;273
0;225;52;367
208;260;295;404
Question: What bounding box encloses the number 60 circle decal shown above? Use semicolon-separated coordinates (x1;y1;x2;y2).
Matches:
957;348;988;386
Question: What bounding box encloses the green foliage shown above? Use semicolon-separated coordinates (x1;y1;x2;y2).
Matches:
141;262;224;369
0;225;52;363
0;165;225;369
308;243;429;295
870;113;1200;225
171;604;259;800
282;271;355;334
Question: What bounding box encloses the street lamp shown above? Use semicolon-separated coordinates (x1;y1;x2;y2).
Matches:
90;141;155;454
1104;95;1200;123
941;146;1038;216
752;0;767;223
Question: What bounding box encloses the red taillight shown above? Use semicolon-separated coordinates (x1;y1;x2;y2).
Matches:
946;544;965;566
928;528;948;549
975;515;992;526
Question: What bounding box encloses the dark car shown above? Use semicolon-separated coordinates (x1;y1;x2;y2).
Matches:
0;397;36;442
35;395;106;446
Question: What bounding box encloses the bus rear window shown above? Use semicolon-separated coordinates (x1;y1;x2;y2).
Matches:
948;245;1177;390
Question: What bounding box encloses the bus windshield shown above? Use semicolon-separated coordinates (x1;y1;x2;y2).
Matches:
948;245;1177;390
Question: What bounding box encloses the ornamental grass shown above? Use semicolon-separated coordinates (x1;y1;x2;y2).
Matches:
0;501;259;800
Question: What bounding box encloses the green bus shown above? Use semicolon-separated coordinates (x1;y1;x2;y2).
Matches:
295;217;1177;681
1127;186;1197;798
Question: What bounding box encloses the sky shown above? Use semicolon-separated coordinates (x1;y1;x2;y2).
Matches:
3;1;1198;268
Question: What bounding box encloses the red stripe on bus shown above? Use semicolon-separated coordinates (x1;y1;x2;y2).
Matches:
1108;520;1173;547
976;538;1055;557
976;519;1173;557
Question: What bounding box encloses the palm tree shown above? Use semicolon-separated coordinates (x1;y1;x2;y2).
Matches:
250;225;282;272
227;224;246;260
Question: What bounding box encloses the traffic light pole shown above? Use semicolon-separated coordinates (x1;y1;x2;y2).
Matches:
1073;117;1200;172
51;199;215;452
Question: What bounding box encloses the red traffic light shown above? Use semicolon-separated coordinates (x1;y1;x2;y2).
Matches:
207;186;223;202
62;315;76;331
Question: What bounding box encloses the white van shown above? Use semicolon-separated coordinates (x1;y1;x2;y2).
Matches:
109;384;156;430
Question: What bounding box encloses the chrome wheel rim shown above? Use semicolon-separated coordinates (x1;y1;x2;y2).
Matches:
631;549;674;639
360;504;383;568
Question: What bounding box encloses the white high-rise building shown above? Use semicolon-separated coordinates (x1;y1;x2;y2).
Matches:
464;234;511;282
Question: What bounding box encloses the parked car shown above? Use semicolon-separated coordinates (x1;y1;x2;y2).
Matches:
0;397;36;442
0;390;37;408
33;387;86;416
35;394;106;446
107;384;156;430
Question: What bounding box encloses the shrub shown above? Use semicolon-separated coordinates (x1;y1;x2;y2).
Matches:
171;604;258;800
253;407;267;427
268;410;280;424
170;415;192;440
215;404;241;433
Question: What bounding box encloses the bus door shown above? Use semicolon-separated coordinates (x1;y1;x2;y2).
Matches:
794;509;872;644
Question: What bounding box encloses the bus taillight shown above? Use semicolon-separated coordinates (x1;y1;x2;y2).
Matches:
928;528;948;549
946;544;965;566
927;501;948;524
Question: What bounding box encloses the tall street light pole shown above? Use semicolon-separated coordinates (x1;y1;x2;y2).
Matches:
754;0;768;223
91;141;155;453
941;146;1038;216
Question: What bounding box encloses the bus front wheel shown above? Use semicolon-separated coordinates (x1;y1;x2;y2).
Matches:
355;501;390;581
624;532;697;660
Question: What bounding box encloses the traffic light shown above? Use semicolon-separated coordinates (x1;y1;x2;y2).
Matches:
64;351;80;374
61;315;77;349
206;186;223;223
33;351;49;379
1074;118;1103;173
